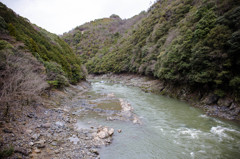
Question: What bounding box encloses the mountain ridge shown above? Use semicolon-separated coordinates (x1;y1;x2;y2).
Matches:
63;0;240;120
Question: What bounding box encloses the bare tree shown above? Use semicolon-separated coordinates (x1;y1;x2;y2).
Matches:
0;49;48;117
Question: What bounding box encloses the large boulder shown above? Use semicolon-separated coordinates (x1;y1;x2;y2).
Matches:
217;98;232;107
202;94;219;105
97;127;114;139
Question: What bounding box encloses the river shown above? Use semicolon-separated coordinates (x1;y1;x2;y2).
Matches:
74;80;240;159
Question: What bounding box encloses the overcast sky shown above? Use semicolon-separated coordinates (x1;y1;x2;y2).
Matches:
0;0;152;34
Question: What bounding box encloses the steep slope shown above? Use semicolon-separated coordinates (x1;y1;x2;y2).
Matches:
85;0;240;98
0;2;88;119
0;2;86;87
62;12;146;64
64;0;240;120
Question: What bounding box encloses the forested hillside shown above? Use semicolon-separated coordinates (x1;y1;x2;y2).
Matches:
65;0;240;100
0;2;86;116
0;2;86;87
62;12;146;64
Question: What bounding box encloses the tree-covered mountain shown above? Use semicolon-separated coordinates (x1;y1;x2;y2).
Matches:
64;0;240;100
0;2;86;88
62;12;146;64
0;2;87;115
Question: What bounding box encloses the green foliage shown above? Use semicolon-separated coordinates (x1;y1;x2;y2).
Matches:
205;25;231;49
7;23;16;37
214;89;226;97
44;61;69;88
0;16;7;32
230;77;240;88
0;2;86;86
0;40;13;50
193;10;216;40
0;146;14;158
69;0;240;98
62;11;147;65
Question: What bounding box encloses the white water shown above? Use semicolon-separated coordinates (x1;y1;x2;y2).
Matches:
76;81;240;159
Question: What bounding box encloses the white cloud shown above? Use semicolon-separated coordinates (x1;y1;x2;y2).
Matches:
0;0;152;34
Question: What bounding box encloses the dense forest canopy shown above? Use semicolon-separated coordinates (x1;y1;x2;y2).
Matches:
63;0;240;99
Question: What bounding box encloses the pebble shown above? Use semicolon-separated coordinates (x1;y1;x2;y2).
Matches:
27;113;35;118
0;121;4;128
0;83;120;159
14;148;30;156
26;129;33;134
3;128;13;133
90;149;99;155
108;128;114;136
29;142;34;146
118;129;122;133
51;141;58;146
34;148;41;153
42;123;51;128
35;140;45;148
31;134;40;140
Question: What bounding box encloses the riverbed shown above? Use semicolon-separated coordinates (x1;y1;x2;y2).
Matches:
75;79;240;159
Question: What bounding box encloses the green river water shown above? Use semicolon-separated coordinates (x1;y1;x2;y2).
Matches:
76;80;240;159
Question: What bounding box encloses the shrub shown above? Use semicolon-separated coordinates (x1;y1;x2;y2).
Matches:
230;76;240;89
0;146;14;158
0;46;48;116
0;16;7;31
0;40;13;50
7;23;16;37
44;61;69;88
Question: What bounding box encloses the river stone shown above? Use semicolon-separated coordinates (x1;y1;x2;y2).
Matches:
108;128;114;136
230;107;240;116
230;103;237;110
35;140;45;148
34;148;41;153
217;98;232;107
203;94;219;105
97;127;109;139
90;149;99;155
107;93;115;98
51;141;58;146
3;128;13;133
133;118;139;124
0;121;4;128
14;148;30;156
27;113;35;118
29;142;34;146
31;134;40;140
97;131;108;139
26;129;32;134
42;123;51;128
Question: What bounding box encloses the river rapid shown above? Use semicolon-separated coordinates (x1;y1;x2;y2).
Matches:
75;80;240;159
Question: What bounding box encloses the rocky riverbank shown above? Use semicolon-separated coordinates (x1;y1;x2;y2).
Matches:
88;74;240;122
0;81;116;159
